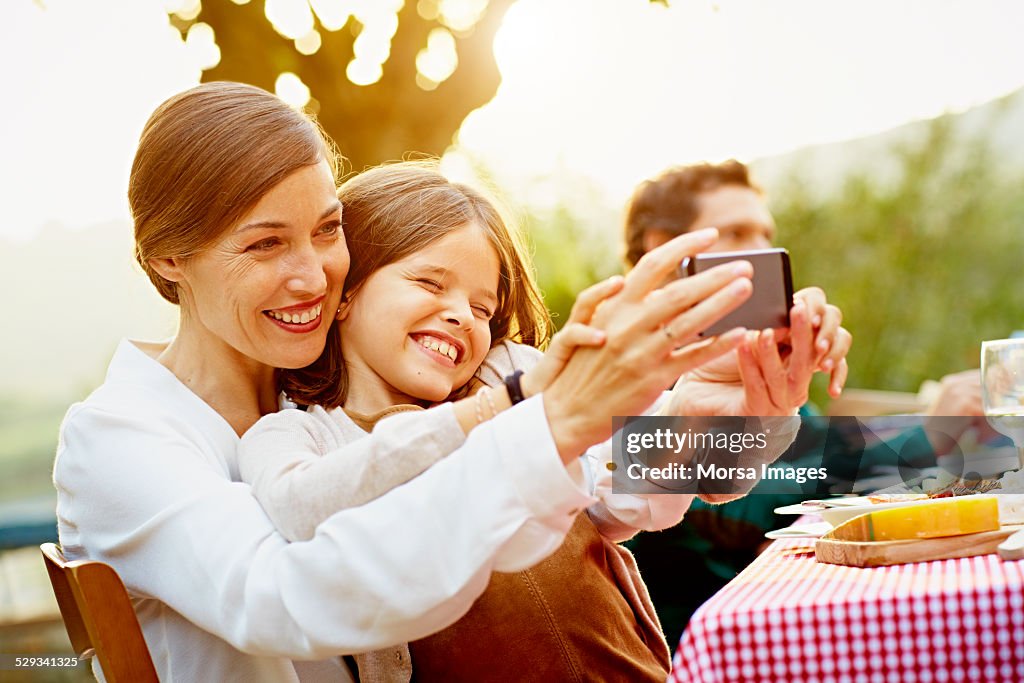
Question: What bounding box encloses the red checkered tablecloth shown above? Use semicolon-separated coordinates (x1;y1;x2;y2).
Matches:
670;536;1024;683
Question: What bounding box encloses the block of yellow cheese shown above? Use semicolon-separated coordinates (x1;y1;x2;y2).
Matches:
826;496;1000;542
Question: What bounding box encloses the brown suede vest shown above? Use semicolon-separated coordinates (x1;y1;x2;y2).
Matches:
408;514;670;682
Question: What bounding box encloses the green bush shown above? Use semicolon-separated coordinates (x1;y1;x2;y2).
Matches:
772;117;1024;405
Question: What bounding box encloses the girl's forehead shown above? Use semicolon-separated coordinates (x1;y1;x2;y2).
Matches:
397;229;499;287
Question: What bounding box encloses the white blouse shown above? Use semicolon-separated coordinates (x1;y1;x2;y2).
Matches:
53;340;594;682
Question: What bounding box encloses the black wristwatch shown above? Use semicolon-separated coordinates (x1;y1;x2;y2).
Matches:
504;370;527;405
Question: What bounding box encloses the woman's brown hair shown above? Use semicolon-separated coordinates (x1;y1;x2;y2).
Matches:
282;161;551;408
129;81;338;304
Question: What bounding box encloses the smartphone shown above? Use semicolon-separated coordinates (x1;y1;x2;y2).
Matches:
678;248;794;337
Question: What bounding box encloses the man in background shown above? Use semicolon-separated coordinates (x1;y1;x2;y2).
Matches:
622;160;983;645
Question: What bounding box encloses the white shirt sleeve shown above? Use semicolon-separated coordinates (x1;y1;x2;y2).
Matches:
54;394;594;659
480;346;699;542
584;443;694;542
585;402;802;541
237;404;466;542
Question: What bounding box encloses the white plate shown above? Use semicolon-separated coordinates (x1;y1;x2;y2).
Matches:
765;522;833;539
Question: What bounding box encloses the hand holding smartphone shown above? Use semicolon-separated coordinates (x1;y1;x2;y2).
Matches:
677;248;794;337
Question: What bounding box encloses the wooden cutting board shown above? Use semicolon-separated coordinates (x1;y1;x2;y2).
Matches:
814;524;1024;567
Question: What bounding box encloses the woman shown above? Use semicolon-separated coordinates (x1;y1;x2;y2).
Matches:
53;82;846;682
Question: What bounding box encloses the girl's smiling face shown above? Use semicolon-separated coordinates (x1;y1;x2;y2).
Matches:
337;223;499;412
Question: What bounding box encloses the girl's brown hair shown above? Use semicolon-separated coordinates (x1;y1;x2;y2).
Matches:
130;81;338;304
282;161;551;408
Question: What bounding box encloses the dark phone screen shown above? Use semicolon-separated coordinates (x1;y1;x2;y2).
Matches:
678;248;794;337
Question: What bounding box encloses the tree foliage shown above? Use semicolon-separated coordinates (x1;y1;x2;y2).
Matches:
771;115;1024;404
174;1;664;173
528;203;621;330
176;0;514;173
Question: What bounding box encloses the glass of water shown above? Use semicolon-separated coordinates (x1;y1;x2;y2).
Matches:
981;338;1024;471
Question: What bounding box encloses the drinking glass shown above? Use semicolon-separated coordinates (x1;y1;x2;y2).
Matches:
981;338;1024;471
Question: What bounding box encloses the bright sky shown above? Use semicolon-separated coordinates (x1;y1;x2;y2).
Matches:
2;1;200;242
456;0;1024;202
3;0;1024;241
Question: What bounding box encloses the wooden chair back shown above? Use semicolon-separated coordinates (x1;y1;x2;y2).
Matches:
40;542;158;682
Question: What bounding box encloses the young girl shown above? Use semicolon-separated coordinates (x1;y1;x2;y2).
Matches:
237;162;754;682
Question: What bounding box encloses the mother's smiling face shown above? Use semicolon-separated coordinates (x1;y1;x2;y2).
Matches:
163;161;348;369
130;82;348;369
